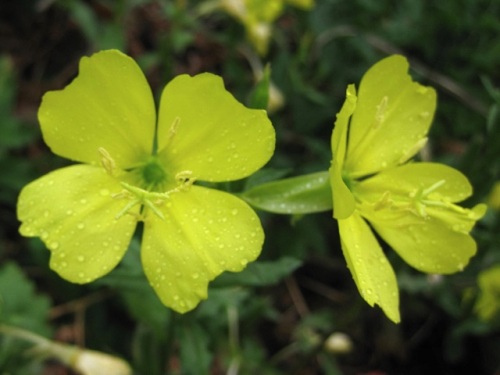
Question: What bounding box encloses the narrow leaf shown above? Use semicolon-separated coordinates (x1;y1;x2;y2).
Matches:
241;171;332;214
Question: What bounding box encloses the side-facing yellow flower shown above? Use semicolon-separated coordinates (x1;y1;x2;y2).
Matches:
474;265;500;323
17;50;275;313
220;0;314;55
329;55;486;322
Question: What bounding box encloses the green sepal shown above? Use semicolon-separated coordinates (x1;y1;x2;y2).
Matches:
241;171;332;214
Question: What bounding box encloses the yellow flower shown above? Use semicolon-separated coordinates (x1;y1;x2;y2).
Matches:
487;181;500;210
17;50;275;313
329;55;486;322
220;0;314;55
474;265;500;323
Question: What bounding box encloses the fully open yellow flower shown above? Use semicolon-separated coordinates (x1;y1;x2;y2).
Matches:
329;55;486;322
17;50;275;313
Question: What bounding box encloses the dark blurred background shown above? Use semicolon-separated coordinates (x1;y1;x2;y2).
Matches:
0;1;499;374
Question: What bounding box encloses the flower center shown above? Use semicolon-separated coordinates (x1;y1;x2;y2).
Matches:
141;157;168;190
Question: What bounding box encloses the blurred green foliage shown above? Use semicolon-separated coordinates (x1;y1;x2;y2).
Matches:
0;0;499;374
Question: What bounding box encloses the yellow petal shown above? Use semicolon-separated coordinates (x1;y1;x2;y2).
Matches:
156;73;275;182
355;162;485;274
17;165;138;283
344;55;436;178
39;50;155;168
338;213;400;323
367;211;481;274
356;162;474;204
329;85;356;219
141;186;264;313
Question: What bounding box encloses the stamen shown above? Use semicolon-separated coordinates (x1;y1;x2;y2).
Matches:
373;191;393;211
373;96;389;129
408;180;447;217
169;117;181;139
98;147;116;176
421;179;445;197
113;172;195;220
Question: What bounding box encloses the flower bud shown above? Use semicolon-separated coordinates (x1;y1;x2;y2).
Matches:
70;349;132;375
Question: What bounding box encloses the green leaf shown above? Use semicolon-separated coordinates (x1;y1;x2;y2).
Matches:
177;318;212;375
248;64;271;110
212;256;302;287
0;263;52;374
241;171;332;214
0;263;51;334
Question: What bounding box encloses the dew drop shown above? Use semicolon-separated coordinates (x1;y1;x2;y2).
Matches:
80;199;88;204
77;255;85;262
192;273;199;279
231;209;238;216
100;189;110;196
77;223;85;229
49;241;59;250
